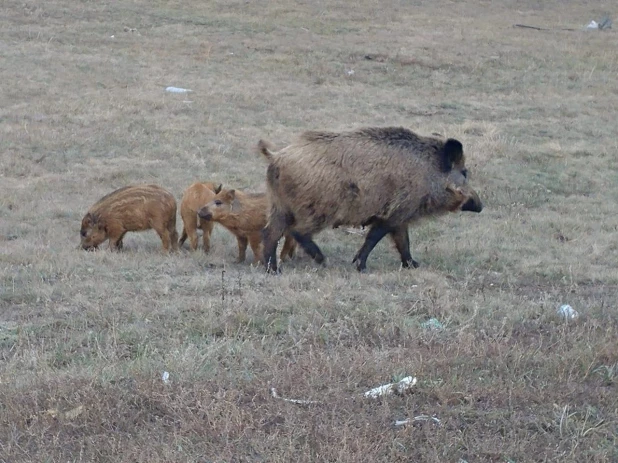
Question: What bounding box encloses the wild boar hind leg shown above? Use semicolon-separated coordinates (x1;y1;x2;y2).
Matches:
169;228;179;251
262;211;287;273
352;221;394;272
389;225;419;269
248;234;263;264
201;221;215;252
279;234;296;261
290;232;325;265
156;229;173;251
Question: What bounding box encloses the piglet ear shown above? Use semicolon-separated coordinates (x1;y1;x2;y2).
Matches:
440;138;464;172
83;212;95;226
84;213;105;230
215;184;223;194
227;189;236;200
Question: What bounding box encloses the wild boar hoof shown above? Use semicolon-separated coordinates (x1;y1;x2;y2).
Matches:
353;258;367;272
402;259;420;269
266;266;281;275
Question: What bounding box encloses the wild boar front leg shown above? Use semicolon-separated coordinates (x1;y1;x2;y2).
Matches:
109;231;127;251
352;221;392;272
389;225;419;269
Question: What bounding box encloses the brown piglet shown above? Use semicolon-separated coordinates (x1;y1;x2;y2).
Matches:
80;184;178;252
178;181;222;251
197;189;296;264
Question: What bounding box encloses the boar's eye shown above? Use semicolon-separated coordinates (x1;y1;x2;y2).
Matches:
461;168;468;179
214;200;222;206
80;229;87;237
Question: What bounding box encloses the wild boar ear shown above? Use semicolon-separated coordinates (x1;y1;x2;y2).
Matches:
215;184;223;194
440;139;464;172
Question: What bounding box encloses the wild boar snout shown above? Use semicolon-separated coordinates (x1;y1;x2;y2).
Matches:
198;207;213;221
461;191;483;213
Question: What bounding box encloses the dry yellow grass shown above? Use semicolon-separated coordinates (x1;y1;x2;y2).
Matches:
1;0;618;461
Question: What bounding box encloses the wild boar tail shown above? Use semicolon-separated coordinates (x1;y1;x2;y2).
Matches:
257;139;276;162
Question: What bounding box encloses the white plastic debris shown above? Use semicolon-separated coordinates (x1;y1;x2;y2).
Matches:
270;388;320;405
586;20;599;30
162;371;170;384
364;376;417;398
413;414;441;425
557;304;578;320
165;86;192;93
394;415;441;427
271;374;417;407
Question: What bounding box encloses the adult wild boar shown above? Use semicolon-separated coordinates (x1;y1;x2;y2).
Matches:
258;127;483;272
80;184;179;252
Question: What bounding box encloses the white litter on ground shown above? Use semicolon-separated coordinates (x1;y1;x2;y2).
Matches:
270;375;418;406
557;304;578;320
165;86;192;93
364;376;417;398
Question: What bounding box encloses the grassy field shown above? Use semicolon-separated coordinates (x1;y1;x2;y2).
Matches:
2;0;618;461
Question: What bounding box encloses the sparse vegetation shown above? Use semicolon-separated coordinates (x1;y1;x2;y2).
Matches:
1;0;618;461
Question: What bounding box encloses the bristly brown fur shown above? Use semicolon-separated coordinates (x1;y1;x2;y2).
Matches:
80;184;179;252
197;188;296;264
259;126;483;272
178;181;222;252
298;127;464;172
